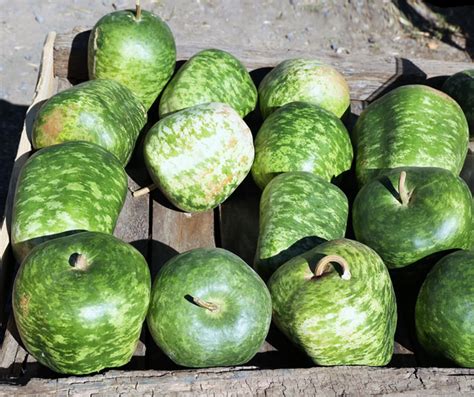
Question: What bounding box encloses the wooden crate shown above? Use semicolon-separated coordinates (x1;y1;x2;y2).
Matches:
0;29;473;395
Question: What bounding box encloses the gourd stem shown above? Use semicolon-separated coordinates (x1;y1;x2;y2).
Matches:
135;0;141;20
399;171;410;206
314;255;351;280
71;254;89;271
133;183;157;198
193;296;218;312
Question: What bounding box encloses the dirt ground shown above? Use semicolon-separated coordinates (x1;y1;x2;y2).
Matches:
0;0;473;217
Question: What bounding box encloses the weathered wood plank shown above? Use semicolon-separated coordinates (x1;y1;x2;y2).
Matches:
0;316;51;382
150;202;215;274
53;28;474;102
0;32;57;266
0;366;472;396
114;177;150;250
218;184;259;266
0;318;26;378
56;76;73;93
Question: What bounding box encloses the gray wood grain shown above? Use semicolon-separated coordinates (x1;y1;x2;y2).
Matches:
54;28;474;102
0;367;472;396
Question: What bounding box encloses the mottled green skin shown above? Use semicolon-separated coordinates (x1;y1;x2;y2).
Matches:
471;200;474;250
255;172;348;280
258;59;350;119
442;69;474;137
353;167;472;269
88;9;176;109
32;79;147;165
11;142;127;263
353;85;469;186
144;102;254;212
13;232;151;375
416;250;474;367
268;239;397;366
252;102;353;189
159;49;257;118
147;248;272;368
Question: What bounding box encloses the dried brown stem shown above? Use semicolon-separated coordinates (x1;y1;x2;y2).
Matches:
314;255;351;280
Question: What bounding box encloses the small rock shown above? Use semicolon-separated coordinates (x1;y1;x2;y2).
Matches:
368;36;375;44
24;55;32;61
34;14;44;24
336;47;350;54
112;0;127;9
285;32;294;41
427;40;439;50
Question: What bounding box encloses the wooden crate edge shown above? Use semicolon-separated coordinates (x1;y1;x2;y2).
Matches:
0;32;58;261
0;366;472;395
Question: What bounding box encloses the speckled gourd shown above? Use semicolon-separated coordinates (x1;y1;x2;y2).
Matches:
88;6;176;109
352;167;472;268
416;250;474;367
147;248;272;367
159;49;257;118
144;102;254;212
252;102;353;189
442;69;474;137
352;85;469;186
258;58;350;119
255;172;348;280
11;142;127;263
13;232;151;375
32;79;147;165
268;238;397;366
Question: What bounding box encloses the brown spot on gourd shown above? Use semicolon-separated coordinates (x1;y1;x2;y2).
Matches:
19;294;30;317
37;107;68;146
240;155;249;165
206;174;234;201
218;105;234;117
199;166;215;179
226;136;238;149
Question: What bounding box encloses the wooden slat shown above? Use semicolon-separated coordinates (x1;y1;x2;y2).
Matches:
0;366;472;396
0;31;57;262
114;177;150;251
151;202;215;276
219;181;259;266
0;317;27;379
53;28;474;102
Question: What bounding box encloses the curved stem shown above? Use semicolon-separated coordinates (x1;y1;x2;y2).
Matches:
314;255;351;280
193;296;218;312
399;171;410;206
132;183;157;198
135;0;142;20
